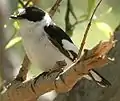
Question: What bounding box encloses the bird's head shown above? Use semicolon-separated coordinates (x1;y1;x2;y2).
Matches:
11;6;52;27
11;6;46;22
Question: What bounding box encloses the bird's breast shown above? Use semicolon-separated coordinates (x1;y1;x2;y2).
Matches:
20;27;72;71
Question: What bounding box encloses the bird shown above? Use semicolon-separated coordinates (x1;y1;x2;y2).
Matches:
10;6;111;87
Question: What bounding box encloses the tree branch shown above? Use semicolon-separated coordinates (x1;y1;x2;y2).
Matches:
49;0;62;17
78;0;103;58
0;37;115;101
65;0;88;36
15;55;30;82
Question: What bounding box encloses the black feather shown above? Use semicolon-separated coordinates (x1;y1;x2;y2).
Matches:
11;6;45;22
44;24;77;61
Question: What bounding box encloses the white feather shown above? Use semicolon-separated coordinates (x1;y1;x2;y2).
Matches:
43;13;53;26
18;8;26;15
62;39;79;54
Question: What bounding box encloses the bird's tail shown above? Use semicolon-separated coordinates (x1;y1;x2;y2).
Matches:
84;69;111;87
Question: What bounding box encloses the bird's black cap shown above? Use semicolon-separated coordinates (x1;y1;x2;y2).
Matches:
11;6;45;22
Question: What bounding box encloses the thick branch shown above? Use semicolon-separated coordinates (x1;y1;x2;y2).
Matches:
0;38;115;101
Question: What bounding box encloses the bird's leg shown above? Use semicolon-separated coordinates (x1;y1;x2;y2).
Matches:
34;60;67;85
53;60;70;88
38;60;67;77
46;60;67;77
34;71;50;84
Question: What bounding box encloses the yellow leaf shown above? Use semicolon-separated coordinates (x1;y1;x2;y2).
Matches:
5;37;22;49
95;22;113;38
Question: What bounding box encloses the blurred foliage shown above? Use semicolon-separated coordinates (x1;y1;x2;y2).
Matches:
87;0;96;18
7;0;101;48
5;1;34;50
95;21;112;38
4;0;120;75
13;21;20;30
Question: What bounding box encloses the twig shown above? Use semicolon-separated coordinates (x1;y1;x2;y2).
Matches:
67;0;77;20
78;0;103;58
65;0;78;36
49;0;62;17
15;55;30;82
65;0;88;36
24;0;33;7
18;0;35;8
72;18;87;27
65;0;72;35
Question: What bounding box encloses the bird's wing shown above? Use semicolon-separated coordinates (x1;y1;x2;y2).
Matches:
44;24;78;61
44;24;111;87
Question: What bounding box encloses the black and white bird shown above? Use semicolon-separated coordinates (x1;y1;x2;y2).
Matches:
11;6;111;87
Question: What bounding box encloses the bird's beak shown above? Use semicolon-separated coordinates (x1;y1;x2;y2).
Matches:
10;15;23;19
10;8;26;20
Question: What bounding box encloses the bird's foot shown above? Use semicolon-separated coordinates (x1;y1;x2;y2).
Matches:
34;60;67;85
39;60;67;78
48;60;67;77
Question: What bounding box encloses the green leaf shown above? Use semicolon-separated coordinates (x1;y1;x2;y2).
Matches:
78;14;88;20
13;21;20;30
106;7;112;14
18;3;23;8
5;37;22;49
28;1;33;6
87;0;96;18
95;22;113;38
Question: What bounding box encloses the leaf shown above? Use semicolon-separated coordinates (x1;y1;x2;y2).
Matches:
106;7;112;14
95;22;113;38
18;3;23;8
28;1;33;6
99;7;112;17
13;21;20;30
78;14;88;20
5;37;22;49
87;0;96;18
